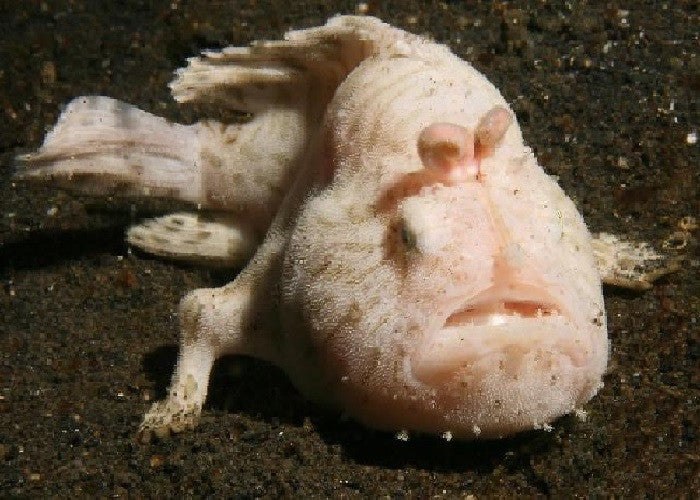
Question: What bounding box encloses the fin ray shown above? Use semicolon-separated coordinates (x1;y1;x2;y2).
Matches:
169;15;429;112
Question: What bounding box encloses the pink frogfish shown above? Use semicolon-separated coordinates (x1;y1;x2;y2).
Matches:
17;16;669;440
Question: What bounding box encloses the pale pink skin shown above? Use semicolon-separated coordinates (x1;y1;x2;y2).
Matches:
276;52;607;438
18;17;608;439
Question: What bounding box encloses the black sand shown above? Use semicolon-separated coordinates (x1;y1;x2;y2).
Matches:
1;1;697;496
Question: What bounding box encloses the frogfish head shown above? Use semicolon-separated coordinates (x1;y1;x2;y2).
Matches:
282;108;607;439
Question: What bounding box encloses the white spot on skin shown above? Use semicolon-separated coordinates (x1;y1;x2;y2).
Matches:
574;408;588;422
400;197;451;254
354;2;368;14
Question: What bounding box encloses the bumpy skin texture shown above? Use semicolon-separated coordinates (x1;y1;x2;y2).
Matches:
279;51;607;438
17;16;639;440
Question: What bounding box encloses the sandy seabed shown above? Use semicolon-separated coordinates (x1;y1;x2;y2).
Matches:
0;1;697;496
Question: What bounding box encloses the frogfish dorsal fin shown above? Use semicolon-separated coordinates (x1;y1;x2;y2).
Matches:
169;15;442;115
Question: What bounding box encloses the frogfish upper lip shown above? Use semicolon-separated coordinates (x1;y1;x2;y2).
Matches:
410;284;585;387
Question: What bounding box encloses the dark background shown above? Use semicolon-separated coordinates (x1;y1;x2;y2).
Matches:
0;1;697;496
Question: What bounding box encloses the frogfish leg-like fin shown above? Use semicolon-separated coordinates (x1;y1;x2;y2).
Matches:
127;212;258;268
592;232;680;290
138;235;284;441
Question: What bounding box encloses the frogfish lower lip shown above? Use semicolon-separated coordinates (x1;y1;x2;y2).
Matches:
410;286;589;388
